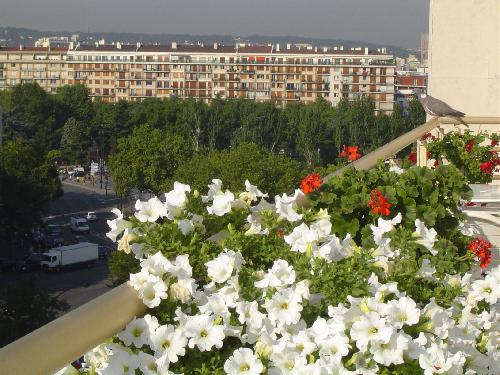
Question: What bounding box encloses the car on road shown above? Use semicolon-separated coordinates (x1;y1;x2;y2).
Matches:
85;211;98;222
70;217;90;234
16;253;43;272
46;224;65;247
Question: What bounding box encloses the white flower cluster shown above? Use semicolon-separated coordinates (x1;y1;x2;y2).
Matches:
66;179;499;375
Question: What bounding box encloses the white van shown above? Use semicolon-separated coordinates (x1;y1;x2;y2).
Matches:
70;217;90;234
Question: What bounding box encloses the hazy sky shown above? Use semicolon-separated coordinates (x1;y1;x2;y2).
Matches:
0;0;429;48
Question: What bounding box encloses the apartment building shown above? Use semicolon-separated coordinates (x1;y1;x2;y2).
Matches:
395;71;427;106
0;42;396;112
0;46;67;93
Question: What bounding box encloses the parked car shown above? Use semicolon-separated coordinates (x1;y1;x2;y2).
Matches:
70;217;90;234
46;224;65;247
14;253;45;272
85;211;98;222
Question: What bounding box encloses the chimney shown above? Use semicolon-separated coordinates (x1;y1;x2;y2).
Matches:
286;43;291;50
364;47;369;55
323;47;328;53
172;42;177;49
117;42;122;49
334;46;338;51
213;42;218;50
69;42;74;50
19;45;23;51
382;47;387;54
314;46;318;52
136;42;141;49
340;46;344;51
276;43;280;52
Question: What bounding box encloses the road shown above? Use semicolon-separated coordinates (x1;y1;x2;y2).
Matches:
0;180;123;313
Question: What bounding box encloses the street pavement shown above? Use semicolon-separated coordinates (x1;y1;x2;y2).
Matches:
0;180;124;314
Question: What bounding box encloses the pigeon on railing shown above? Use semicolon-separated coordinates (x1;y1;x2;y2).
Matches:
417;92;468;126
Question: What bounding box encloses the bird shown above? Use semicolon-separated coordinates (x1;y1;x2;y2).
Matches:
416;92;468;126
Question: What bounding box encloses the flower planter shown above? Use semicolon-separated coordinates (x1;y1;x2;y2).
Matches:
463;184;500;268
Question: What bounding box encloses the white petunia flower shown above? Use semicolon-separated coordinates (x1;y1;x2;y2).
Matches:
269;351;306;375
370;213;402;245
417;258;436;281
137;276;168;308
413;219;438;255
184;314;225;351
418;341;465;375
137;351;161;375
274;190;304;222
265;288;303;326
370;331;409;366
106;208;133;242
469;275;500;305
166;254;193;279
140;251;171;277
350;312;393;351
205;252;237;283
243;180;268;202
284;223;320;255
207;190;235;216
177;219;195;236
318;333;351;360
245;214;269;236
135;196;168;223
255;259;296;289
287;330;316;356
202;178;223;203
117;317;151;349
164;182;191;219
151;324;187;363
386;296;420;328
224;348;264;375
318;233;353;262
101;349;139;375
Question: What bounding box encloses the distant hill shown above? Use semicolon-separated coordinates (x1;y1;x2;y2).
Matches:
0;26;411;57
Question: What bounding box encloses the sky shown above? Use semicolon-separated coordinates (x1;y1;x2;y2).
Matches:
0;0;430;48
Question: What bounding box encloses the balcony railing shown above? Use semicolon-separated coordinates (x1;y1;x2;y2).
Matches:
0;116;499;375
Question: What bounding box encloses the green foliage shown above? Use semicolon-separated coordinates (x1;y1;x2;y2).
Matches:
173;143;303;197
108;250;140;285
425;130;500;183
0;278;69;346
0;139;62;247
108;124;192;196
59;117;91;164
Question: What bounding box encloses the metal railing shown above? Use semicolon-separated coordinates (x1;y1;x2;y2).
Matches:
0;116;499;375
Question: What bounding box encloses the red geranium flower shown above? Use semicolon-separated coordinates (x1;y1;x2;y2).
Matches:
408;151;417;165
347;146;362;161
300;173;323;194
277;228;284;238
340;145;347;158
467;238;493;268
465;139;476;153
368;189;392;216
480;161;494;175
491;139;499;147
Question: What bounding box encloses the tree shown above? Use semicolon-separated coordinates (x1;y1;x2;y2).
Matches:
60;117;91;164
0;278;68;346
0;140;62;254
175;98;208;151
173;143;303;197
108;124;192;196
53;84;94;124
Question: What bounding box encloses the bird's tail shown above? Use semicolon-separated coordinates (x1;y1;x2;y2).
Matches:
454;116;469;127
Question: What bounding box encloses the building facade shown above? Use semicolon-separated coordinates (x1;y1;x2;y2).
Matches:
0;42;396;111
0;46;67;93
395;71;427;106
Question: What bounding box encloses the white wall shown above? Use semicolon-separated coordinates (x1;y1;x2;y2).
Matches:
428;0;500;117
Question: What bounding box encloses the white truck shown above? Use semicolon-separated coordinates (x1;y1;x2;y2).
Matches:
40;242;98;271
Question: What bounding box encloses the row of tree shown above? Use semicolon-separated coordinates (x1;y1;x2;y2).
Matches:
0;83;425;169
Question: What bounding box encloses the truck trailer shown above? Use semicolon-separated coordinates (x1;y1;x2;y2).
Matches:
41;242;98;271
